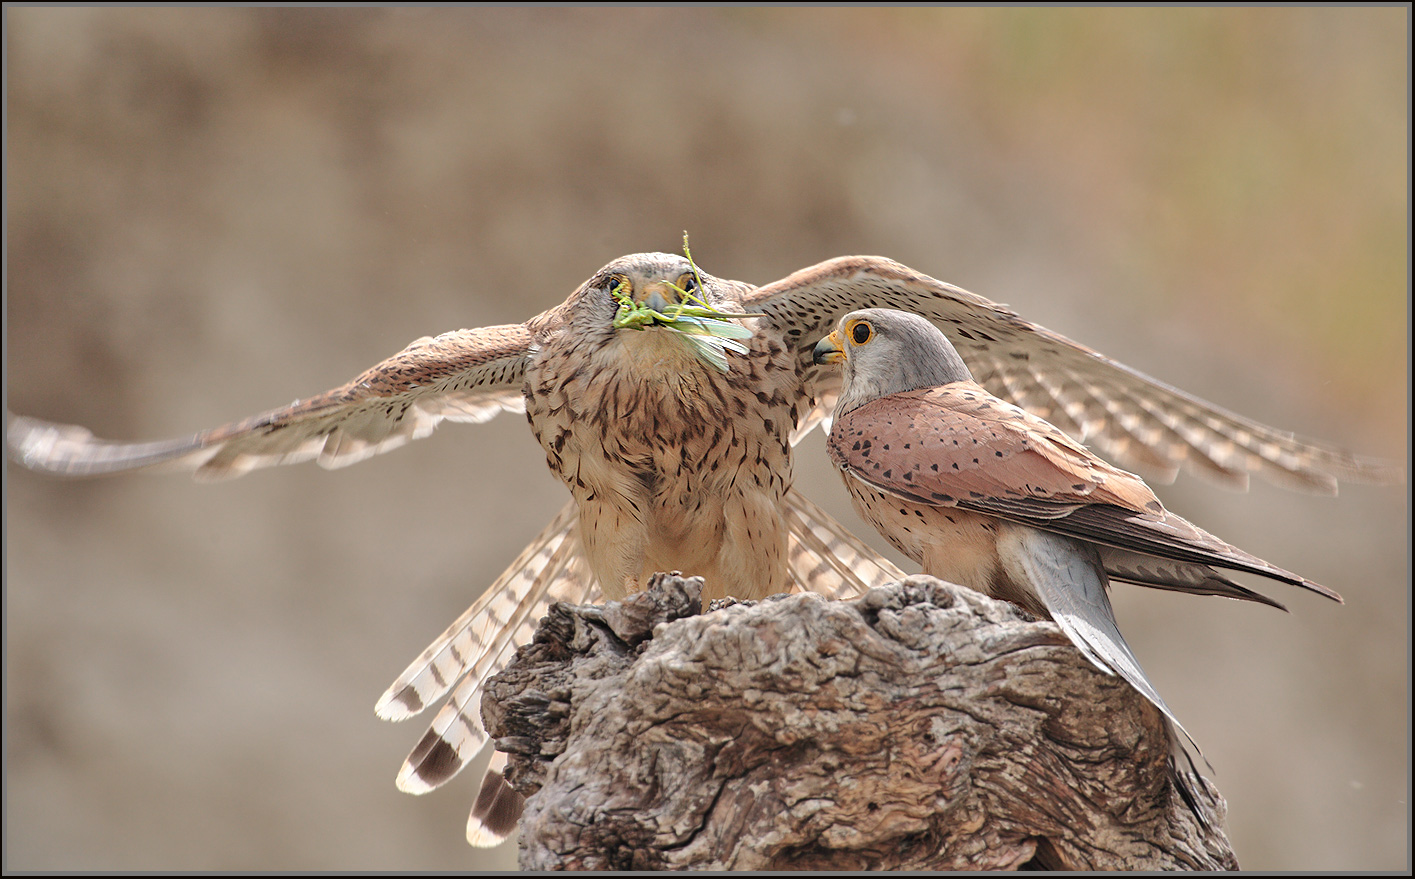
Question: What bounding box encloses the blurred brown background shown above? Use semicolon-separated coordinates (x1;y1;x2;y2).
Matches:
5;7;1407;871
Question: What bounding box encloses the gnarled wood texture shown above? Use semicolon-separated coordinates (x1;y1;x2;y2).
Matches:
483;573;1237;871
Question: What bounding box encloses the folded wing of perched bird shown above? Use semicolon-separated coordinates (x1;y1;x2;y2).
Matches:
812;307;1347;821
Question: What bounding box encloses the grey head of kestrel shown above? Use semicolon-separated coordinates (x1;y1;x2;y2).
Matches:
813;307;1345;823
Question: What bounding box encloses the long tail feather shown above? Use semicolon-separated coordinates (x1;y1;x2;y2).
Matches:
376;501;580;722
395;541;593;794
784;489;905;599
466;752;524;847
996;524;1215;827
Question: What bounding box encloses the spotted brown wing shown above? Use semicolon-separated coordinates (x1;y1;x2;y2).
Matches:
829;383;1340;604
7;323;533;481
744;255;1403;493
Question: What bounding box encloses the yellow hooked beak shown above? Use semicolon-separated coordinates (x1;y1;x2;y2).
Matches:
812;330;845;365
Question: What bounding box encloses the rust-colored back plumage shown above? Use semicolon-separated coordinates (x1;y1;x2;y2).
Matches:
829;381;1339;604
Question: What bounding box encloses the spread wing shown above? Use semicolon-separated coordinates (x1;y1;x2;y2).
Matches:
744;255;1403;493
6;324;534;481
828;383;1341;604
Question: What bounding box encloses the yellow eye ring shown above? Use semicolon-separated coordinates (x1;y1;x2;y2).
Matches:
848;319;873;345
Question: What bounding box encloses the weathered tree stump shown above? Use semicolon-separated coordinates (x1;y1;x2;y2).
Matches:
483;572;1237;871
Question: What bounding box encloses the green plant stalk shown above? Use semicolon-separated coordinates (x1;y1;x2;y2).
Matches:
610;235;765;372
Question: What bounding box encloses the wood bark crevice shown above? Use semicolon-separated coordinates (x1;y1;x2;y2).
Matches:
483;572;1237;871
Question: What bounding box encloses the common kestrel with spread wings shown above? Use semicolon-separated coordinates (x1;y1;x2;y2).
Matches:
7;252;1400;846
812;308;1347;819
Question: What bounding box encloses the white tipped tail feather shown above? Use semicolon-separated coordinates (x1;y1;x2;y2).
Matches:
378;488;905;846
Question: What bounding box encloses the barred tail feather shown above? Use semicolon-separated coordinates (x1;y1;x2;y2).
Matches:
394;534;593;794
376;501;581;722
784;488;905;599
466;753;524;848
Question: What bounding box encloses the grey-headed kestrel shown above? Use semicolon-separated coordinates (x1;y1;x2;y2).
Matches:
811;307;1349;819
8;253;1399;846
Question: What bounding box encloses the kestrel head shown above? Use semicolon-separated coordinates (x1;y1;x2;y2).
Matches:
813;308;974;415
562;252;757;372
